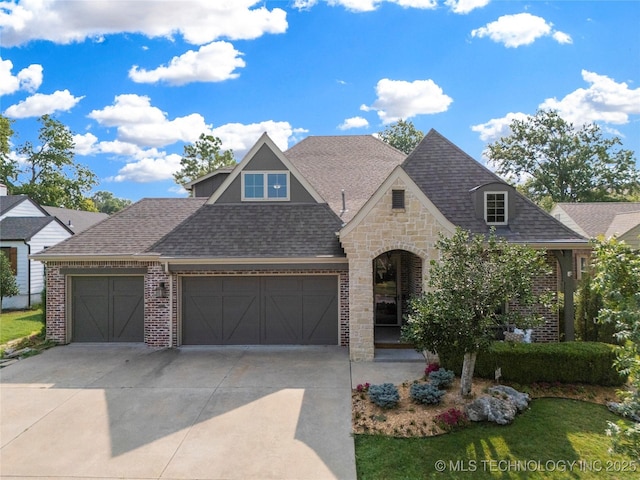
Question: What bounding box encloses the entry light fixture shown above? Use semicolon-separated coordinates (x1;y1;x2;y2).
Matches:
155;282;168;298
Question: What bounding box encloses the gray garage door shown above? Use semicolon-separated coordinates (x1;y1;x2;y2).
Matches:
182;276;338;345
72;276;144;342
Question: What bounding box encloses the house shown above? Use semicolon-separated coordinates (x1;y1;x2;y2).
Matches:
0;187;108;309
34;131;587;360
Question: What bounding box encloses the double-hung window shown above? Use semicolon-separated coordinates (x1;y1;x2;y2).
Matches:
485;192;507;225
242;172;289;201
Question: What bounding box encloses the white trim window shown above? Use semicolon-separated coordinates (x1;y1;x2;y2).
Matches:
485;191;508;225
242;171;290;201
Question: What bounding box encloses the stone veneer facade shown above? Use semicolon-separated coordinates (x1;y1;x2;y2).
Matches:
340;176;447;361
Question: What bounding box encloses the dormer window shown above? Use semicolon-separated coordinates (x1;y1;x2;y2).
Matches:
242;172;289;201
485;191;507;225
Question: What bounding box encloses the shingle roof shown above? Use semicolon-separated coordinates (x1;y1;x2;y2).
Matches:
0;195;29;215
150;203;345;258
605;210;640;238
286;135;405;222
402;130;587;243
38;198;207;256
0;216;58;240
42;206;109;233
555;202;640;238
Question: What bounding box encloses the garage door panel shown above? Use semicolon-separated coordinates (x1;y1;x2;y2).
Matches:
183;294;223;345
222;295;260;344
264;295;303;344
182;275;338;345
72;276;143;343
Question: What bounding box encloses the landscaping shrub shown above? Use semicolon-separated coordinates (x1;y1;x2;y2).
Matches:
428;368;455;388
409;383;445;405
439;341;625;386
424;362;440;377
368;383;400;409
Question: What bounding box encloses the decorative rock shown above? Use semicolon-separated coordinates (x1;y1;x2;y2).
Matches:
466;396;517;425
489;385;530;412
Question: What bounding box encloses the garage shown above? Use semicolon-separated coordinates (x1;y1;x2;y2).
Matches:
182;275;338;345
71;276;144;342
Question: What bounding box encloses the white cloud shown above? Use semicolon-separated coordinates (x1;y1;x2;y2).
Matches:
362;78;452;124
539;70;640;125
294;0;436;12
0;0;288;47
471;71;640;144
445;0;490;14
212;121;302;158
88;94;208;147
129;41;246;85
73;132;99;155
0;58;43;95
4;89;83;118
338;116;369;130
471;112;529;142
108;153;183;183
471;13;571;48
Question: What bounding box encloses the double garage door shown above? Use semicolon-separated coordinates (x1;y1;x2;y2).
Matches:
72;276;144;342
182;276;338;345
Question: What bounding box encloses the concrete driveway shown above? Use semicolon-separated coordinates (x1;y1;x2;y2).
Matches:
0;344;356;480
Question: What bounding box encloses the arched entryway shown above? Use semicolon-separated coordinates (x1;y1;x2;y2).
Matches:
373;249;423;346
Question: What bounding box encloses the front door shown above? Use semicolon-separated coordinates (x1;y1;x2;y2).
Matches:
374;253;401;326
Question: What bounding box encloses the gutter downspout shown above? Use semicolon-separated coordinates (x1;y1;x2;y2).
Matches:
25;241;31;308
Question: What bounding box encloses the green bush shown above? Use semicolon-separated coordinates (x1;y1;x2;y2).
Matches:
428;368;455;389
575;273;617;344
368;383;400;409
410;383;445;405
439;341;625;386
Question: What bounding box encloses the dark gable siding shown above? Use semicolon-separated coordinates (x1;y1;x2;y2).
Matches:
193;173;230;197
215;144;317;204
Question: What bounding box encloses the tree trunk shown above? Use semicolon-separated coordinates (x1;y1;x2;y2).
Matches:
460;351;477;397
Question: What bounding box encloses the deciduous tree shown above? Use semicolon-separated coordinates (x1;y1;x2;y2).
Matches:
0;114;18;189
91;190;132;214
8;115;98;210
378;119;424;155
591;238;640;459
173;133;235;187
485;110;639;208
402;228;552;396
0;253;19;313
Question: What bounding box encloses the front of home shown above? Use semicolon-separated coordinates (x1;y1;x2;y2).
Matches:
35;131;587;360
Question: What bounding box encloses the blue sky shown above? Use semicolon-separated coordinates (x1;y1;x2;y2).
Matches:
1;0;639;203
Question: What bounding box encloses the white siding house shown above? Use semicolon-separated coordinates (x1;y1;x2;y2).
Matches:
0;194;73;309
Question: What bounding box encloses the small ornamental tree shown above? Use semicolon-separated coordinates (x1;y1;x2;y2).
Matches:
591;238;640;460
0;253;19;313
402;228;553;396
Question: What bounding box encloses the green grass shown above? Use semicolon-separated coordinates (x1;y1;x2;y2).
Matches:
0;308;44;344
355;398;638;479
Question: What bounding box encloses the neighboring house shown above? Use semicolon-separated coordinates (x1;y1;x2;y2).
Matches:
551;202;640;278
0;193;73;309
42;206;108;234
35;131;587;360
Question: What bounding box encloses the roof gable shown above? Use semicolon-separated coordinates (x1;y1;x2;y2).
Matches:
207;133;324;205
0;216;63;241
402;130;586;244
552;202;640;238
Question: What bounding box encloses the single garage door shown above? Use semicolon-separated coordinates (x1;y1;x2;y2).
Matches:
72;276;144;342
182;276;338;345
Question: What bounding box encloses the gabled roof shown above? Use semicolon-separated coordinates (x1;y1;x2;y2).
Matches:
207;133;325;204
183;166;234;190
0;195;29;215
286;135;406;222
34;198;206;258
606;210;640;238
553;202;640;238
0;216;65;241
149;203;345;259
42;206;109;233
402;130;587;244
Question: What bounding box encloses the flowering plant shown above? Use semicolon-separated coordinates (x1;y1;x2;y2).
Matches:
425;362;440;377
434;408;469;432
356;382;370;393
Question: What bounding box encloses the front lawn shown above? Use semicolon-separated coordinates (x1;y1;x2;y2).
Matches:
355;398;637;479
0;308;43;344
